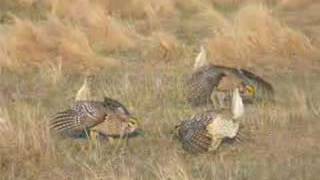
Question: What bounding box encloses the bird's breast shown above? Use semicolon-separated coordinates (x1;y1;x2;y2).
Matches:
206;115;240;139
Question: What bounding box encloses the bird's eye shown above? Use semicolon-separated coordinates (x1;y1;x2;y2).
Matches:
173;125;181;136
246;85;255;96
128;120;137;127
117;107;127;114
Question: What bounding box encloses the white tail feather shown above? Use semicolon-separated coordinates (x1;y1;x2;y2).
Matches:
193;46;208;71
232;88;244;119
75;76;92;101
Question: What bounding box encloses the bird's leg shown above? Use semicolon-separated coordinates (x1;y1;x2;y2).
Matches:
209;136;223;152
214;91;225;109
88;130;100;151
79;130;95;152
218;92;225;109
212;91;221;110
125;135;131;149
121;136;131;155
90;130;99;143
120;134;129;150
108;136;114;144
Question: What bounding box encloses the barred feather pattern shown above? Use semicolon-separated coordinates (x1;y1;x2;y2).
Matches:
186;64;274;108
50;101;108;137
236;69;274;103
176;109;243;154
186;65;226;107
176;112;218;153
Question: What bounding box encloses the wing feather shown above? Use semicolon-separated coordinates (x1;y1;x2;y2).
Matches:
50;102;106;137
178;113;216;153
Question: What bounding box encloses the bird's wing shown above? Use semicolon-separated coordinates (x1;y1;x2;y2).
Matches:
186;65;227;106
50;102;106;136
232;68;273;91
188;65;226;89
179;113;215;153
103;97;131;115
181;128;213;153
231;68;275;102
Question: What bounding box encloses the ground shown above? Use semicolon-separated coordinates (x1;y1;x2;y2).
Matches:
0;0;320;179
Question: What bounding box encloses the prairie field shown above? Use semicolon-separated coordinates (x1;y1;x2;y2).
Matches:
0;0;320;179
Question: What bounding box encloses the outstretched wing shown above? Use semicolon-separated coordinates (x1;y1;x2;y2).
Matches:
178;112;216;153
186;65;226;107
232;68;274;102
181;129;213;153
50;101;107;137
209;65;274;102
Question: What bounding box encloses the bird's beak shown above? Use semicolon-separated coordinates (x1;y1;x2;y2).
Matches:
169;128;176;135
127;128;144;138
129;116;140;124
128;116;145;137
135;128;145;136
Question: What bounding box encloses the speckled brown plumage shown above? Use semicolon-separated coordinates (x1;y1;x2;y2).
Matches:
236;68;274;103
185;65;227;108
176;88;244;154
175;110;241;154
50;97;139;139
185;64;274;108
175;112;217;153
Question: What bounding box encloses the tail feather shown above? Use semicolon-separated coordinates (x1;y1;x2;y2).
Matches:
50;120;78;130
184;131;212;153
192;131;212;147
52;110;76;120
51;112;76;122
51;116;75;124
184;140;207;153
52;113;74;121
193;46;208;71
50;116;77;128
54;109;75;118
54;124;82;132
50;109;82;133
50;117;77;127
190;140;209;153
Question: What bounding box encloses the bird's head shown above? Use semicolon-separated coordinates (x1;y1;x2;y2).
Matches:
75;74;96;101
239;82;256;103
101;97;144;137
102;113;144;138
171;123;182;139
239;83;256;96
124;116;144;136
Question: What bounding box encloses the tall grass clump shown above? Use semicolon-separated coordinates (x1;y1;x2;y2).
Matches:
207;3;315;67
0;0;320;179
1;16;121;73
46;0;138;52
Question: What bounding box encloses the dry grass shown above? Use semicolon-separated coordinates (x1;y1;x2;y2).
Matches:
1;66;320;180
207;3;315;68
0;0;320;179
